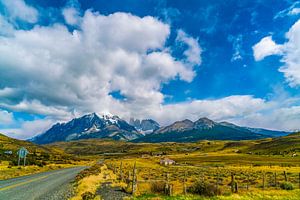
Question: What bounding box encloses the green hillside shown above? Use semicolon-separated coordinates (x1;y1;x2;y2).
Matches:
0;133;74;166
46;139;228;155
47;132;300;158
247;132;300;155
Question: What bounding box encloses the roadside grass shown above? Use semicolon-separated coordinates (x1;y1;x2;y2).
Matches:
0;161;86;180
70;163;118;200
132;189;300;200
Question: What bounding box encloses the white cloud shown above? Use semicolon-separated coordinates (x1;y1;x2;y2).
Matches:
0;8;201;132
176;29;202;65
252;36;283;61
274;1;300;19
147;95;268;125
228;34;244;62
0;118;54;139
289;8;300;15
1;2;300;139
254;19;300;87
1;0;38;23
63;7;81;26
0;109;14;125
0;15;14;36
278;20;300;87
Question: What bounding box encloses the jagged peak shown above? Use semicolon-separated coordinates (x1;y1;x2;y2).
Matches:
195;117;215;123
178;119;194;123
82;112;98;119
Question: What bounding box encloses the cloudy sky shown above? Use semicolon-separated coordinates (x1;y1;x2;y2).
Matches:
1;0;300;139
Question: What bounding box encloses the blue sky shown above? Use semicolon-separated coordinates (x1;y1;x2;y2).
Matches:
1;0;300;139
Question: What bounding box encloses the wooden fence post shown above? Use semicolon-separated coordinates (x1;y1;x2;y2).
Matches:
262;172;265;190
298;173;300;189
284;171;288;182
165;172;171;196
120;161;123;181
113;164;116;174
231;173;235;193
246;174;249;190
169;184;173;196
183;171;187;195
128;171;131;183
132;162;137;195
216;173;219;192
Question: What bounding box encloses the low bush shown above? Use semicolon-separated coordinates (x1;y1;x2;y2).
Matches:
280;182;294;190
187;181;221;197
150;181;166;194
81;191;95;200
75;163;102;182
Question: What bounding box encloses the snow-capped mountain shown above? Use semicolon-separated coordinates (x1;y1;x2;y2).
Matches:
129;118;160;135
30;113;141;144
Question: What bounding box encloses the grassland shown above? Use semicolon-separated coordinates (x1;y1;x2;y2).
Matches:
2;132;300;199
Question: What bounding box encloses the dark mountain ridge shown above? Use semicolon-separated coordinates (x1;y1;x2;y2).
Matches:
30;113;141;144
133;117;289;143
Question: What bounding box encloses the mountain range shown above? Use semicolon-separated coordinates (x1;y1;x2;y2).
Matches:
30;113;290;144
133;118;289;143
30;113;141;144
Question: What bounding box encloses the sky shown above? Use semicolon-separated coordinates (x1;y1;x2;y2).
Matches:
1;0;300;139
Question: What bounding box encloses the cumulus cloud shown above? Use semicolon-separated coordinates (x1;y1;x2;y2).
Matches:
176;29;202;65
63;7;81;26
253;19;300;87
278;20;300;87
289;8;300;15
0;15;14;36
0;0;38;23
62;0;81;26
252;36;283;61
0;6;202;134
0;109;14;125
147;95;268;124
0;118;54;139
1;2;300;139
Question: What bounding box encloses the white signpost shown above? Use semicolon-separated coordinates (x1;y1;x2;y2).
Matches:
17;147;29;166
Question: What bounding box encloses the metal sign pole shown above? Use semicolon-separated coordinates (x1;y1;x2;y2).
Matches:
18;154;21;166
24;153;27;167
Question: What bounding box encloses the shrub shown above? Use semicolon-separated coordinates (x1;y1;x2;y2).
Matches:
187;181;221;197
81;191;95;200
280;182;294;190
75;164;102;182
150;181;166;194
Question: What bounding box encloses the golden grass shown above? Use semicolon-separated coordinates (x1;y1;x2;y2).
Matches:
0;161;88;180
105;153;300;198
71;164;118;200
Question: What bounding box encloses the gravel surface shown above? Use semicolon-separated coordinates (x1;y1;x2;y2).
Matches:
96;182;131;200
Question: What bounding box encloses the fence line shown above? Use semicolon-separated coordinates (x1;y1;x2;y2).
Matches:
107;162;300;196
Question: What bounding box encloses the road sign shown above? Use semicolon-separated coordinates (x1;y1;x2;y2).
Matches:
18;147;29;158
17;147;29;166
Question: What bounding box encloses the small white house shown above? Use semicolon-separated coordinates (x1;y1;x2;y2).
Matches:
160;158;175;166
4;150;13;155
